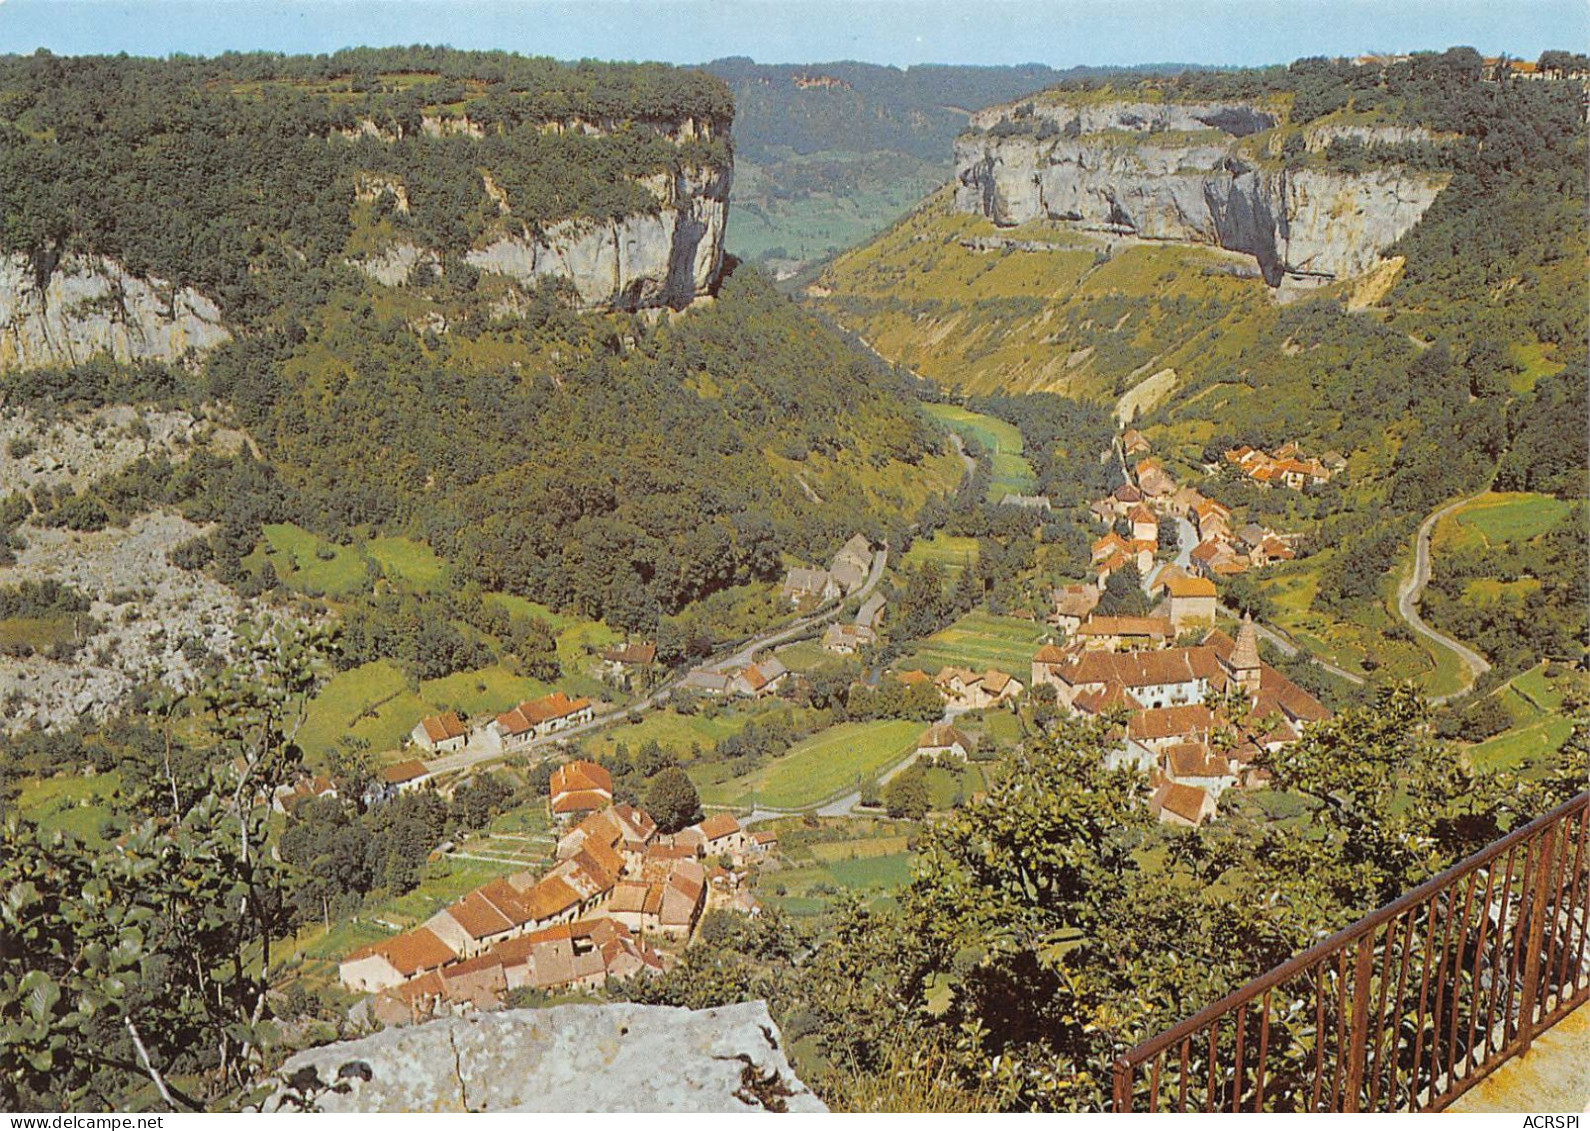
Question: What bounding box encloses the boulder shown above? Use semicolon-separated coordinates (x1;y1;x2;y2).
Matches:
263;1001;827;1113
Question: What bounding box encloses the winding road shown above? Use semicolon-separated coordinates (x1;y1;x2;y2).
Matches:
1395;493;1493;704
422;545;891;776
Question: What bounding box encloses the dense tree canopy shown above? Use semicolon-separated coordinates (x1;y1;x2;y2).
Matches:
0;49;731;325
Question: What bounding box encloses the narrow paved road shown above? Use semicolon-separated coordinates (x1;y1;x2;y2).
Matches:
947;430;977;481
423;545;890;776
1396;493;1493;704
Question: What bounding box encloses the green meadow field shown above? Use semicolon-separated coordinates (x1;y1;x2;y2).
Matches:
697;719;922;810
900;532;981;576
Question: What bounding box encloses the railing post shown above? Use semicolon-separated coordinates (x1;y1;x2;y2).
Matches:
1343;932;1376;1112
1517;826;1558;1055
1112;1057;1133;1112
1111;795;1586;1113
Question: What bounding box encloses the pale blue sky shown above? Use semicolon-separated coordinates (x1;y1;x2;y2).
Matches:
0;0;1580;67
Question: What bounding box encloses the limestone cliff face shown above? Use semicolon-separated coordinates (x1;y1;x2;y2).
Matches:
0;254;230;371
264;1001;826;1113
0;122;730;372
954;102;1446;285
463;163;731;310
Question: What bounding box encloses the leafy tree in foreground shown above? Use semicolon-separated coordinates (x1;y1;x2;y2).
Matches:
0;619;335;1111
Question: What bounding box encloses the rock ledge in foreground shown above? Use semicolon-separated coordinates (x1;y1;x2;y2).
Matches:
264;1001;827;1113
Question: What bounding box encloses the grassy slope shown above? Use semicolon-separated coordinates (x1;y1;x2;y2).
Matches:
697;718;922;809
1463;661;1584;774
923;402;1036;500
815;190;1270;403
1436;492;1573;551
14;772;121;844
578;705;773;761
1427;490;1579;620
900;532;980;576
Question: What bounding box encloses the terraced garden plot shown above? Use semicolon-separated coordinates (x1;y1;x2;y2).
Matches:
580;704;799;762
1467;715;1575;774
696;719;921;810
808;834;913;863
1459;662;1584;777
828;853;914;889
758;851;916;918
899;609;1048;677
1510;663;1567;713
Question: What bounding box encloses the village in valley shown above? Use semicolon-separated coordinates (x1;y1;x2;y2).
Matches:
297;418;1346;1025
1;33;1584;1113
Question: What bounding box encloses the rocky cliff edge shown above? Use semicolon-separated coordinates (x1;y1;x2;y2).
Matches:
954;101;1447;285
0;253;231;372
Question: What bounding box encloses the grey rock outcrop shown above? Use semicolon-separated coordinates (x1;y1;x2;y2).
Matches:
465;163;732;310
0;253;230;371
349;243;441;287
0;510;251;733
967;98;1277;137
264;1001;827;1113
954;103;1447;285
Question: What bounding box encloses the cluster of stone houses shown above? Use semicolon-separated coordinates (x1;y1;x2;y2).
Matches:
1091;431;1306;583
679;656;790;698
1189;500;1302;580
1048;569;1217;642
1030;618;1330;828
405;695;591;759
927;666;1024;712
1087;492;1159;585
339;761;773;1024
496;692;597;750
407;691;597;761
823;591;887;655
780;534;875;609
1225;443;1342;491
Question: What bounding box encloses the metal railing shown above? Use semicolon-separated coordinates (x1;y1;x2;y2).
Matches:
1112;791;1590;1112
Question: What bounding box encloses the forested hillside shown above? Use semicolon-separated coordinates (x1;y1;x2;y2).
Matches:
0;49;947;641
0;48;731;326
